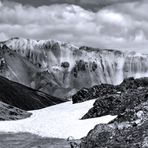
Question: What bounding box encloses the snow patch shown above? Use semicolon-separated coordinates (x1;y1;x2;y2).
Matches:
0;99;116;139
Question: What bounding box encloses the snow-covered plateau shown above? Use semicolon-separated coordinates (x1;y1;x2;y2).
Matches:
0;99;116;139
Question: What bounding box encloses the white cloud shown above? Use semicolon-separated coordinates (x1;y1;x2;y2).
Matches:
0;32;8;41
135;30;146;42
0;0;148;53
97;10;126;26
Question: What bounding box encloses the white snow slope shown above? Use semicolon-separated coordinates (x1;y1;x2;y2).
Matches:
0;99;116;139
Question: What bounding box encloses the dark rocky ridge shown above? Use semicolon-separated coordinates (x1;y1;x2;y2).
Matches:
0;101;31;121
72;84;117;104
79;46;122;55
77;77;148;147
82;87;148;119
80;121;148;148
0;76;65;111
72;77;148;104
80;100;148;148
80;77;148;120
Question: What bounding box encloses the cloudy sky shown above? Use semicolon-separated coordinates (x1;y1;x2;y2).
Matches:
0;0;148;53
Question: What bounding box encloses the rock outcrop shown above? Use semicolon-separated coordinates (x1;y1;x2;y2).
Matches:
0;101;31;121
80;121;148;148
82;88;148;119
72;77;148;104
72;84;117;103
79;78;148;148
80;100;148;148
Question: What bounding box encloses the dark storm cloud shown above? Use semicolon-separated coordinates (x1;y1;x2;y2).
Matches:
0;0;148;53
4;0;140;10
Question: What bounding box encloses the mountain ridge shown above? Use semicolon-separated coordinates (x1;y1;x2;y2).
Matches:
1;37;148;98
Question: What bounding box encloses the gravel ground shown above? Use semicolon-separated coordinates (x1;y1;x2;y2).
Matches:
0;132;70;148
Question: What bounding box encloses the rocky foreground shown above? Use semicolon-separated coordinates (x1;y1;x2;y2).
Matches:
71;77;148;147
0;132;70;148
